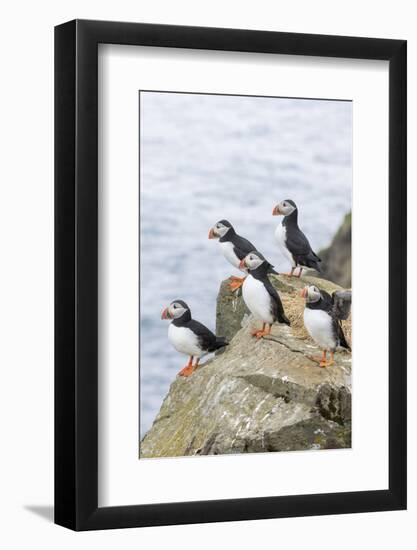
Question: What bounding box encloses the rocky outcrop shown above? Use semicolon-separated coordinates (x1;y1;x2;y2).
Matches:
319;212;351;287
140;274;351;458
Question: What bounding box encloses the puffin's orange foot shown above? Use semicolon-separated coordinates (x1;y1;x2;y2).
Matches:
178;364;195;377
229;276;246;292
308;355;324;364
284;267;300;278
251;323;271;339
319;359;335;368
251;329;267;339
320;358;334;368
229;280;244;291
319;352;334;368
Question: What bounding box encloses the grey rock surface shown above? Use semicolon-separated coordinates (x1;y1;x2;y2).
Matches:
319;212;351;287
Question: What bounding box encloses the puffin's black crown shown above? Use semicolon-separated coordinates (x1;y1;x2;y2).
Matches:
171;299;190;310
217;219;233;228
284;199;297;209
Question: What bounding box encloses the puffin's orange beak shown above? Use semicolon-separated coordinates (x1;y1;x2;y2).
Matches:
300;288;307;299
208;227;216;239
161;307;171;320
239;259;246;269
272;205;281;216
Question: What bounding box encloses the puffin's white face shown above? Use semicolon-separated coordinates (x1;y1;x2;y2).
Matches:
240;252;265;271
161;301;189;320
272;200;297;217
301;285;321;303
208;221;231;239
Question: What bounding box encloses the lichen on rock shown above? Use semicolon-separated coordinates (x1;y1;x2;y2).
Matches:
319;212;351;287
140;274;351;458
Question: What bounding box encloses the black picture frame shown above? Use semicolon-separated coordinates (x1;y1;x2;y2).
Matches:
55;19;407;531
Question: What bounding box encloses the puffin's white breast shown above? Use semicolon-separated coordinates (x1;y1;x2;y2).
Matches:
275;223;295;267
168;324;204;357
218;240;242;270
303;308;336;351
242;275;274;324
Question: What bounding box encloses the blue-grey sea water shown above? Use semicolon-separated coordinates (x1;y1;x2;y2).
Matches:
140;92;352;437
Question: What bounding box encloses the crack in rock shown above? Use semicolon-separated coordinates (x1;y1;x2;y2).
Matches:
263;334;315;361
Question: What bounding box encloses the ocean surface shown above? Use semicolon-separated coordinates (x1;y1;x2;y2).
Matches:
139;92;352;437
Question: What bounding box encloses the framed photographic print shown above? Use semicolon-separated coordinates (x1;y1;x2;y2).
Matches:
55;20;407;530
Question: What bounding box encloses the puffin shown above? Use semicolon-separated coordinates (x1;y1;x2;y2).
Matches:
161;300;228;377
301;285;351;367
239;251;290;338
208;219;278;291
272;199;321;277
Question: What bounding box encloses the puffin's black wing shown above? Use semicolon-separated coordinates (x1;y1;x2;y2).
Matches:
263;279;290;326
230;233;257;261
285;228;321;270
329;291;351;350
319;289;333;310
186;320;228;352
332;290;352;320
335;320;350;350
